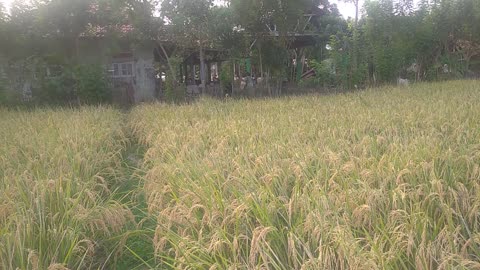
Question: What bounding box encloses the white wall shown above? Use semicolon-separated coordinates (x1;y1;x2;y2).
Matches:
134;57;156;102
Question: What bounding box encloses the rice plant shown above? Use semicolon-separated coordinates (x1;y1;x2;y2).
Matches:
0;107;134;269
130;81;480;269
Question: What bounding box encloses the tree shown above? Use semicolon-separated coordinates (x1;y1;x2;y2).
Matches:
0;3;8;52
228;0;336;93
160;0;215;92
0;4;7;104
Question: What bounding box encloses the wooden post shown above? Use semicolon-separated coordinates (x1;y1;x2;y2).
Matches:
199;43;206;94
192;64;196;84
207;63;212;83
179;64;183;84
183;63;188;84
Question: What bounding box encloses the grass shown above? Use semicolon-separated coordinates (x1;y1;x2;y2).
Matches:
1;80;480;269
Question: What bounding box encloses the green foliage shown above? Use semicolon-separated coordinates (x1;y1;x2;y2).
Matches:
74;64;111;104
164;56;185;103
300;59;335;88
0;86;6;105
35;63;111;105
0;66;7;105
260;40;289;78
37;68;76;105
359;0;480;85
160;0;216;47
219;61;233;86
328;34;355;88
2;0;480;103
164;75;185;103
230;0;328;35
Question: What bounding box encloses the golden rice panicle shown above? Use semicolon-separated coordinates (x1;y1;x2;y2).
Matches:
133;81;480;268
0;107;132;269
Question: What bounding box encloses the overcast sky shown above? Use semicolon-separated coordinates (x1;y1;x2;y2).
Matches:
331;0;359;19
0;0;11;11
0;0;358;19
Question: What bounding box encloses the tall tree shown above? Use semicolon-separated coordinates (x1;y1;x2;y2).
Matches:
229;0;333;93
160;0;215;91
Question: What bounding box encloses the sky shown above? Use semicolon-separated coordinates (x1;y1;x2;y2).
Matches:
331;0;359;19
0;0;12;12
0;0;358;19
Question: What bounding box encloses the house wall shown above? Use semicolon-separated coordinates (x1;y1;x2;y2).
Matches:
78;39;158;104
133;57;156;102
78;38;111;65
2;39;158;105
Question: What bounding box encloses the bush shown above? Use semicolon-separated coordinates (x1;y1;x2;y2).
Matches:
0;66;10;105
38;72;76;105
36;64;111;105
163;56;185;103
0;81;6;105
219;61;233;95
74;64;111;104
164;73;185;103
300;59;336;88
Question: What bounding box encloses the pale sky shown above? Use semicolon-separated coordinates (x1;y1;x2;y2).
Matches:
331;0;359;19
0;0;12;12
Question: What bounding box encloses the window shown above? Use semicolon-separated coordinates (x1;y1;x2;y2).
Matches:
33;65;63;80
47;65;62;78
111;62;134;78
113;63;119;76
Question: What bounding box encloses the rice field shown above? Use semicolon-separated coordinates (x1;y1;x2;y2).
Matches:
0;107;133;269
130;81;480;269
2;80;480;269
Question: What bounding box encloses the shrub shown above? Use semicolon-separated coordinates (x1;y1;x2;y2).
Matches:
38;71;76;105
164;73;185;103
34;62;111;105
300;59;336;88
219;60;233;94
0;75;6;105
74;64;111;104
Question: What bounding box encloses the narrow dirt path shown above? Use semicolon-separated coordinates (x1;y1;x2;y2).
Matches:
113;123;156;269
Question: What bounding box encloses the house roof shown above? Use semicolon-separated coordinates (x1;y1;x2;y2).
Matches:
81;24;135;38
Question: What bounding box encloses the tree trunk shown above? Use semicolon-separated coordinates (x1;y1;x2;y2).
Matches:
266;70;271;96
184;63;188;84
75;36;80;63
179;64;184;84
465;54;473;72
259;48;264;80
207;63;211;84
199;42;206;94
157;41;176;82
192;64;196;83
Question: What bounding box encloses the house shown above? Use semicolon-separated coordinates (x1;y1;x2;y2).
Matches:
1;25;161;105
74;34;160;104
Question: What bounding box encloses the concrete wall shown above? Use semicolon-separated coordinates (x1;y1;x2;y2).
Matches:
80;39;158;104
1;39;158;104
133;57;156;102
